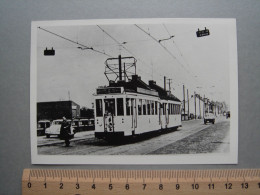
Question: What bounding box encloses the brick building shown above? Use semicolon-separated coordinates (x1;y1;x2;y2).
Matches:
37;100;80;121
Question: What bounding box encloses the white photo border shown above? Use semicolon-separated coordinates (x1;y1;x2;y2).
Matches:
31;18;238;164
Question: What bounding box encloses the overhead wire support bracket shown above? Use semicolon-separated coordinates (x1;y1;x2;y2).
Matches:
135;24;189;73
158;35;174;43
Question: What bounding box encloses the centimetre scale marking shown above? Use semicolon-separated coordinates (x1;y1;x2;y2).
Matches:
23;169;260;195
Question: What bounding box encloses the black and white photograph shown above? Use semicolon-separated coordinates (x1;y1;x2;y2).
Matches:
30;18;238;164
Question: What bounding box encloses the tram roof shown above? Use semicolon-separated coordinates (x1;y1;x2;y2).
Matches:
107;75;181;102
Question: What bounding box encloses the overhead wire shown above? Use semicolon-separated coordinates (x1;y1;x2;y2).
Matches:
161;24;203;93
97;25;164;83
97;25;154;70
97;25;184;90
162;24;215;100
163;24;190;69
38;26;114;58
134;24;190;74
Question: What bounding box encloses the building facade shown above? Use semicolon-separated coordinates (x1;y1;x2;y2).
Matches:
37;100;80;121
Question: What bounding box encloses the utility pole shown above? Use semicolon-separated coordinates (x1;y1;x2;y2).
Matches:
199;94;201;118
183;85;185;120
164;76;167;91
187;89;189;120
194;91;196;119
203;95;205;118
167;78;172;92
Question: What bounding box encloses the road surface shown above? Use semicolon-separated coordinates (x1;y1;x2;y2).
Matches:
37;116;230;155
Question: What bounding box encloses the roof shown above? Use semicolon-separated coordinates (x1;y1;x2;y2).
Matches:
107;75;181;102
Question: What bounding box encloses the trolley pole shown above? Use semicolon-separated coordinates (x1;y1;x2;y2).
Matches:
183;85;185;120
118;55;122;81
123;63;126;81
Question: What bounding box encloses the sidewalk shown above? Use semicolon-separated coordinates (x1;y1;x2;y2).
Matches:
37;131;94;147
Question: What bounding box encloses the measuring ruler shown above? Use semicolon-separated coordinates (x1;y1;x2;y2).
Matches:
22;169;260;195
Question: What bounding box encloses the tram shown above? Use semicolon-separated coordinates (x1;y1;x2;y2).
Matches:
93;56;182;140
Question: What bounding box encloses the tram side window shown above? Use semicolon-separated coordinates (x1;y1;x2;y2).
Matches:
174;104;176;115
96;99;103;117
117;98;124;116
126;98;131;115
143;100;147;115
155;101;158;115
131;99;134;115
178;105;180;114
151;101;154;115
162;103;165;115
147;100;151;115
138;99;142;115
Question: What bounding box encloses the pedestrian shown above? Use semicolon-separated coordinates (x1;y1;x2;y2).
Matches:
60;117;72;147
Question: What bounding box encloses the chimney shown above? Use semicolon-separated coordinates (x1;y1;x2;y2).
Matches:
149;80;156;86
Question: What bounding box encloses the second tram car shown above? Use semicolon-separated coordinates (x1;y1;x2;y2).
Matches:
94;74;182;140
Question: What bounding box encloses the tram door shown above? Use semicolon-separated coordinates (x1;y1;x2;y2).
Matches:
131;98;137;132
160;103;168;129
166;103;169;128
104;99;115;132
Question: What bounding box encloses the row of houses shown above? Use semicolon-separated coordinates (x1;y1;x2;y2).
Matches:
181;94;228;120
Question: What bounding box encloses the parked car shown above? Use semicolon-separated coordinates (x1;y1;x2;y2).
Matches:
45;119;76;138
37;120;50;136
204;113;215;124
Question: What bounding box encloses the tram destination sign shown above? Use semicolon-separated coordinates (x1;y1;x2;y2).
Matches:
97;87;122;94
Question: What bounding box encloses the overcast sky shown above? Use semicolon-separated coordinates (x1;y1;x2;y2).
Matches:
36;19;236;108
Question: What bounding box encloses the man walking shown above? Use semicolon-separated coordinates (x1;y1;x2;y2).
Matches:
60;117;71;147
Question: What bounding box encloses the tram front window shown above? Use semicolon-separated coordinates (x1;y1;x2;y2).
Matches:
96;99;103;117
126;98;131;115
104;98;115;116
117;98;124;116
